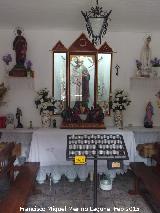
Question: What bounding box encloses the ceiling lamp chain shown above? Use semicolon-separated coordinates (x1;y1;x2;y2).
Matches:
81;0;112;46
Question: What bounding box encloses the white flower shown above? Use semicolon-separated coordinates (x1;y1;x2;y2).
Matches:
112;103;116;108
111;89;131;111
123;91;127;96
51;97;55;103
35;88;58;114
48;102;53;107
116;94;121;98
41;103;47;109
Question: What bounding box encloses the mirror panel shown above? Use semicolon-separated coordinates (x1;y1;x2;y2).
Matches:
53;52;66;114
69;54;95;110
97;53;112;115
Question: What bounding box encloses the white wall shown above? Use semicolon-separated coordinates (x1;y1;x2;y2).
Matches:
0;29;160;127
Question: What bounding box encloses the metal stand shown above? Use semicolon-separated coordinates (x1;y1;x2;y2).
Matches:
66;134;129;208
93;158;98;208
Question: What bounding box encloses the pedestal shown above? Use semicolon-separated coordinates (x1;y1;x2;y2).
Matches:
9;66;27;77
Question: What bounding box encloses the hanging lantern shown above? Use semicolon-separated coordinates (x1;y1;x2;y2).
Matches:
81;0;112;46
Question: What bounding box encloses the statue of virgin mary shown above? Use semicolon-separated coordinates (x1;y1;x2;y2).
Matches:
140;35;152;77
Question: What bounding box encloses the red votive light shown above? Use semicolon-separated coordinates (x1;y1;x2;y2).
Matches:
0;116;6;128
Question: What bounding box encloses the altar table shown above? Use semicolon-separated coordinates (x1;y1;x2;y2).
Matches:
28;128;136;183
0;126;159;183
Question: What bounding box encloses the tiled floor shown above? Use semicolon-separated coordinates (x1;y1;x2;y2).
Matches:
26;172;153;213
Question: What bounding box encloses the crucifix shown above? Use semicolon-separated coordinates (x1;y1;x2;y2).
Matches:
115;64;120;76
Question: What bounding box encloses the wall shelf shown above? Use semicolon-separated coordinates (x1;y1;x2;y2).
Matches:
130;76;160;89
126;126;160;133
130;76;160;80
8;77;34;90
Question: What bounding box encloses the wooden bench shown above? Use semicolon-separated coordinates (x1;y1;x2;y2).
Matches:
129;162;160;212
0;162;40;213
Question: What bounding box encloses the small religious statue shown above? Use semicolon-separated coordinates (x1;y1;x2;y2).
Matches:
140;35;152;77
16;108;23;128
86;105;104;123
29;121;33;129
53;119;56;128
9;28;27;77
144;102;154;128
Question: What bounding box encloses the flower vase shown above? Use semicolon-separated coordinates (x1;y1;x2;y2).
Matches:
41;110;51;128
114;110;123;129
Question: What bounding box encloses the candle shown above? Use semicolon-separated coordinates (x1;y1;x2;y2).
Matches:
90;171;94;182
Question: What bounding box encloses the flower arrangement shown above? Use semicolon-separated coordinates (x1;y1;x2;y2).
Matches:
151;57;160;67
25;60;32;70
2;54;12;65
136;60;142;70
35;88;56;114
109;89;131;112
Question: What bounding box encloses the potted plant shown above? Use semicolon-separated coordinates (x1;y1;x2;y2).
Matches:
35;88;56;127
25;60;34;77
135;60;142;77
109;89;131;129
151;57;160;77
2;54;12;66
2;54;12;85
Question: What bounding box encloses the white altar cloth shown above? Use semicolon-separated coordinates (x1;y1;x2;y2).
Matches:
28;128;136;166
28;128;136;183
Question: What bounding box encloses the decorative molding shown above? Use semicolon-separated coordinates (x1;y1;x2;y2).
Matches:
98;42;113;53
60;122;106;129
69;33;97;52
52;41;67;52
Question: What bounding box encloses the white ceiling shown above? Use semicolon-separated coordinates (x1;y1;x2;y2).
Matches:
0;0;160;32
